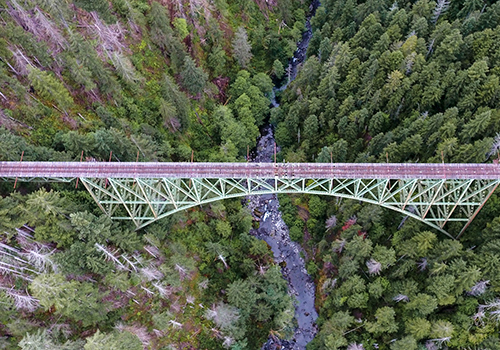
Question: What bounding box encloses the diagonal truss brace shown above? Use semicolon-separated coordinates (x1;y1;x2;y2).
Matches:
80;177;500;239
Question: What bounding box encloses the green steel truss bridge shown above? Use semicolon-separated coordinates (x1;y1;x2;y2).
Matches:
2;161;500;239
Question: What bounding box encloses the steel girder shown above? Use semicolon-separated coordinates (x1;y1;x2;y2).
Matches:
80;177;500;239
0;177;74;182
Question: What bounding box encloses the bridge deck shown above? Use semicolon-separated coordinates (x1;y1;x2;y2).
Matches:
1;162;500;179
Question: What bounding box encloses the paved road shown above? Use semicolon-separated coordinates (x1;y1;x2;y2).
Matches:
1;161;500;179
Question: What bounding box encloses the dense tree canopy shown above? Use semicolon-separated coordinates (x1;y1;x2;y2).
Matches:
1;0;500;349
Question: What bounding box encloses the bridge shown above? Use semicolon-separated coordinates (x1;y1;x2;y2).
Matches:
2;161;500;239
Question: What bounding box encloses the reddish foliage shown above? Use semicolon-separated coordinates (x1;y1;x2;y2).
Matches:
0;273;15;289
218;20;233;43
183;35;193;53
80;329;96;338
353;309;364;320
254;0;277;19
66;273;97;282
102;289;131;310
62;115;79;130
341;217;357;231
322;261;336;276
158;0;174;20
212;76;229;103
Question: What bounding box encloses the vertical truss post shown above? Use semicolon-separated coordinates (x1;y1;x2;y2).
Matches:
135;179;157;219
422;180;446;219
440;180;473;229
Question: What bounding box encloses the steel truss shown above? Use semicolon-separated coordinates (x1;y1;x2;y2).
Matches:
80;177;500;239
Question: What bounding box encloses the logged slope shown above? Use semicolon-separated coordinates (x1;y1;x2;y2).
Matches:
0;0;306;162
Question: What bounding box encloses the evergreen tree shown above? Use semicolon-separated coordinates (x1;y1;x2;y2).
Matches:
405;318;431;340
365;307;398;336
390;336;417;350
180;56;208;96
74;0;114;23
68;32;119;95
20;329;84;350
272;59;285;80
30;273;107;326
148;2;186;70
232;27;253;68
28;68;73;111
84;330;142;350
63;55;96;91
162;74;190;130
207;45;227;77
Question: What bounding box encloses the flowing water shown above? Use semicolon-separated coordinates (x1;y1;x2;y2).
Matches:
248;126;318;350
247;1;321;348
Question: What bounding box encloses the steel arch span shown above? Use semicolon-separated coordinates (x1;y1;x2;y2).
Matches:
3;161;500;239
79;176;500;239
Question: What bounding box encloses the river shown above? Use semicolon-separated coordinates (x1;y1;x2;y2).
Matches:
247;1;320;349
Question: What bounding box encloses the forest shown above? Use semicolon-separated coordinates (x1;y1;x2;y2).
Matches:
1;0;500;349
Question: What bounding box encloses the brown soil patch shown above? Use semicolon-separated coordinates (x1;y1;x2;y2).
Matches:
297;206;310;221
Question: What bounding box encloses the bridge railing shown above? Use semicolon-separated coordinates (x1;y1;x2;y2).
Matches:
1;161;500;179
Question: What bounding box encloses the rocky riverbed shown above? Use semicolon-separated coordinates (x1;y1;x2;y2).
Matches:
248;126;318;350
247;1;321;348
